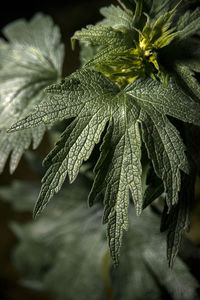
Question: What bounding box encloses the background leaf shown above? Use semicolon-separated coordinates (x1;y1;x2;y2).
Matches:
0;13;64;173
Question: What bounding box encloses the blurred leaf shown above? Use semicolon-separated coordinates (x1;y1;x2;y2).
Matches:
114;207;199;300
3;177;198;300
10;176;107;300
0;180;39;211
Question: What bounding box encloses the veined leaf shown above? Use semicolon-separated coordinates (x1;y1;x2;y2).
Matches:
140;110;189;209
10;66;200;265
161;171;195;267
10;69;143;266
125;76;200;125
8;0;200;267
124;76;199;211
89;103;142;265
72;25;133;50
79;43;101;66
99;5;133;29
0;13;64;173
72;24;135;73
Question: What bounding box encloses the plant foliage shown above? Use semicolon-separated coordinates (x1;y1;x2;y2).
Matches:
2;0;200;267
0;13;64;173
0;178;198;300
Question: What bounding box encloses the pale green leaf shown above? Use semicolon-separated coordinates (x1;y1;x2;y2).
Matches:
0;13;64;173
0;127;45;174
99;5;133;29
9;177;107;300
71;25;131;50
0;180;39;211
145;249;198;300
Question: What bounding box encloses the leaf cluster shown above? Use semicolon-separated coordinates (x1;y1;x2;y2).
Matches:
1;0;200;267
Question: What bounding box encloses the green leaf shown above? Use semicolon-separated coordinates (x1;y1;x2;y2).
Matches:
150;0;172;18
175;63;200;102
0;127;45;174
9;176;108;300
0;13;64;173
90;103;142;266
79;43;101;66
10;67;200;265
10;69;143;265
176;7;200;40
71;25;132;50
161;171;195;267
124;76;199;211
125;76;200;125
140;111;189;209
99;5;133;29
71;23;135;73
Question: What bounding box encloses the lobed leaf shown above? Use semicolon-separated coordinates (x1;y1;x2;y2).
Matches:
7;0;200;267
71;25;132;50
17;68;143;266
125;76;200;126
0;13;64;173
90;102;142;265
99;5;133;29
140;110;189;209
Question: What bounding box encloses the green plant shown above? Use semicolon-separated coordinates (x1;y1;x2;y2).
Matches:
0;0;200;289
